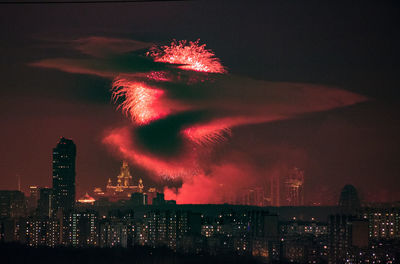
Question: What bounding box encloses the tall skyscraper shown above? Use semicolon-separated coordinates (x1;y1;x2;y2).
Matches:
52;137;76;213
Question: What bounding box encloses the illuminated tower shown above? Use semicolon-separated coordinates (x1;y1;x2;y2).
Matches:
284;167;304;206
138;178;144;193
117;161;133;189
102;161;147;201
52;137;76;213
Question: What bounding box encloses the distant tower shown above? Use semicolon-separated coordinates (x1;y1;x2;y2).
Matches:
27;186;40;213
138;178;144;193
37;187;53;218
102;161;147;201
118;161;133;187
284;167;304;206
338;184;361;214
52;137;76;213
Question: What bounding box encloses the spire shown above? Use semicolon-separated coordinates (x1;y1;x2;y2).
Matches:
122;161;129;171
138;178;144;193
17;174;21;192
119;161;132;187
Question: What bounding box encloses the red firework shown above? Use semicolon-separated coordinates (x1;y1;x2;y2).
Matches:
112;40;227;127
111;78;167;125
108;39;231;180
183;123;232;145
149;39;226;73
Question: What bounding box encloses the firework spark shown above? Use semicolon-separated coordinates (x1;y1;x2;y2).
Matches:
145;71;172;82
111;78;167;125
149;39;226;73
112;39;229;147
183;123;232;145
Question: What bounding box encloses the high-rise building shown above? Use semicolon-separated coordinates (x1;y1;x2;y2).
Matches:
64;210;99;247
328;214;369;264
0;190;26;218
37;188;53;218
25;217;61;247
27;186;39;213
152;192;166;205
146;188;157;205
130;192;147;206
338;185;361;214
362;207;400;240
52;137;76;213
99;219;128;248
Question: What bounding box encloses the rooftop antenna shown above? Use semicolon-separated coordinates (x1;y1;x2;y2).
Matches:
17;174;21;191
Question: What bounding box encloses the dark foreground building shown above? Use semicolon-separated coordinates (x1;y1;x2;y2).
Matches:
52;137;76;214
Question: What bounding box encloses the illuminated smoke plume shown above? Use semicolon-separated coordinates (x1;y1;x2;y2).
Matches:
32;37;368;204
103;127;200;178
106;40;366;203
111;39;231;146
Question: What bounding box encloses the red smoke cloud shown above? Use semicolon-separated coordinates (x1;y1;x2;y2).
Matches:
102;126;200;179
163;163;259;204
30;58;115;78
32;37;368;204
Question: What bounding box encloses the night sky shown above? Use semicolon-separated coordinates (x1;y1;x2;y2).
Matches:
0;0;399;205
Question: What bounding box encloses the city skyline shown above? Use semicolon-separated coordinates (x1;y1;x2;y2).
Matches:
3;135;372;208
16;138;310;207
3;132;395;206
1;178;400;263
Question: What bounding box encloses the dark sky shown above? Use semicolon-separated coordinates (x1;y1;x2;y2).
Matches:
0;0;399;204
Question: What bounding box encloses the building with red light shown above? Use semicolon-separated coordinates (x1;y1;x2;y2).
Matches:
77;193;96;205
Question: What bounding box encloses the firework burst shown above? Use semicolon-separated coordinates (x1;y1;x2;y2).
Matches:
183;124;232;146
149;39;226;73
111;78;167;125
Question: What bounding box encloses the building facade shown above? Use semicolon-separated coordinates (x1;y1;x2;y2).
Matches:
52;137;76;213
